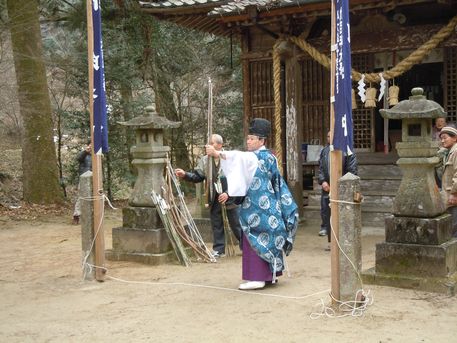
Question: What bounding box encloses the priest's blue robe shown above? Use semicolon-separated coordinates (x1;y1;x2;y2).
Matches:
221;147;299;280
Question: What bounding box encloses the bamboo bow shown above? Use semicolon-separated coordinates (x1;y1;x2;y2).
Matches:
205;78;213;207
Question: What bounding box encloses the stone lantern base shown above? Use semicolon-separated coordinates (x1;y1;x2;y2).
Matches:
362;214;457;295
106;207;177;265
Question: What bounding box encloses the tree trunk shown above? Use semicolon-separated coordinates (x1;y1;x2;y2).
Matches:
142;20;190;170
153;74;190;170
120;84;135;176
7;0;63;204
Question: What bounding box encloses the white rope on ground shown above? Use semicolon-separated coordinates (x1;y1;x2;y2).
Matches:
77;187;357;310
310;290;374;319
104;274;330;300
79;193;333;302
82;261;331;301
309;198;374;318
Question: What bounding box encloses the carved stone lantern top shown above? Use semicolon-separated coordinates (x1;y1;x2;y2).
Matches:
118;105;181;130
117;104;181;151
380;87;446;120
380;87;446;146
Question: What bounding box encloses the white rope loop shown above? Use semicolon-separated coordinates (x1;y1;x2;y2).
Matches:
80;193;112;279
329;197;363;205
309;197;373;318
77;169;372;317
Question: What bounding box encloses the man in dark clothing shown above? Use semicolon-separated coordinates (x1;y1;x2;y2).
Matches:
73;142;92;225
175;134;242;258
318;132;358;247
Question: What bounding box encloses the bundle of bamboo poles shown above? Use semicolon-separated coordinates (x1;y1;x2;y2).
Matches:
152;191;191;266
151;158;217;265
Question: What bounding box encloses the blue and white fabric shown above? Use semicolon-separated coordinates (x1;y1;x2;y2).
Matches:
221;148;298;274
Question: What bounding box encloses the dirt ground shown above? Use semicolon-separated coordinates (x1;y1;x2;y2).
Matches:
1;208;457;343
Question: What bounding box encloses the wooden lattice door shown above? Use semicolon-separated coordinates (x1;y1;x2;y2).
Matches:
444;47;457;123
352;54;375;151
301;58;329;145
248;59;276;147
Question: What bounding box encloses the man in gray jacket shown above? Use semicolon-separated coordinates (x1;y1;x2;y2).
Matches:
318;131;358;247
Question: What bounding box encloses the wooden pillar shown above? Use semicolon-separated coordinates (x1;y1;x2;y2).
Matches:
284;44;304;213
330;0;341;302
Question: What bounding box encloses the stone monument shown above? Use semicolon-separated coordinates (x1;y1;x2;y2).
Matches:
363;87;457;295
106;105;181;265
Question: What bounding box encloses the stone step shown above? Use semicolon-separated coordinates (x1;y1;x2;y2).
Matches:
358;164;402;179
359;174;402;180
360;178;401;191
302;161;400;228
302;205;389;228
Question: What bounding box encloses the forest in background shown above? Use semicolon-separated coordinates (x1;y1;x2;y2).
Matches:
0;0;243;206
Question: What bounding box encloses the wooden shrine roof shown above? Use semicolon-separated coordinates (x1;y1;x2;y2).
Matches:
138;0;456;37
138;0;323;37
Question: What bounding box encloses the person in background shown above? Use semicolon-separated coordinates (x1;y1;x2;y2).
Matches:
318;131;358;249
434;119;455;188
206;118;299;290
175;134;242;258
433;117;448;141
73;141;92;225
439;126;457;237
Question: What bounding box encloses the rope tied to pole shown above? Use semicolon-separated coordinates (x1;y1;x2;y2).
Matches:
285;14;457;83
270;14;457;171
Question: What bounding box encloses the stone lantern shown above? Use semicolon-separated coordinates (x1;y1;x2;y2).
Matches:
382;87;445;217
107;105;181;265
364;87;457;294
119;105;180;207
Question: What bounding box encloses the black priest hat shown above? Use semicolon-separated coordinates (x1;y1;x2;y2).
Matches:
248;118;271;139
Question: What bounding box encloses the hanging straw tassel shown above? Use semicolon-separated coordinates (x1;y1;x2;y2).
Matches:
365;87;377;108
352;88;357;109
388;85;399;107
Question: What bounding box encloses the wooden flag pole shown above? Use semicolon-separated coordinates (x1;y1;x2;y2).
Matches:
329;0;342;303
86;0;105;282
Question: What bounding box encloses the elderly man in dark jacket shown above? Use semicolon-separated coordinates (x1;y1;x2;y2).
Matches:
318;132;358;248
175;134;242;258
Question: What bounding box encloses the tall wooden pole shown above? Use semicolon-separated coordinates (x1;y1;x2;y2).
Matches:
330;0;342;302
205;78;213;207
86;0;105;282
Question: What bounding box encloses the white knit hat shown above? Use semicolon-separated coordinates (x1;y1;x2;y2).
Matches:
439;126;457;137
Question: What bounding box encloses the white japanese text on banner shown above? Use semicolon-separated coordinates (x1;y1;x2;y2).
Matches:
333;0;353;155
92;0;109;154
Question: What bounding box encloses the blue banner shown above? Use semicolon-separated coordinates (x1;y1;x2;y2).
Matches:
92;0;109;154
333;0;353;155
